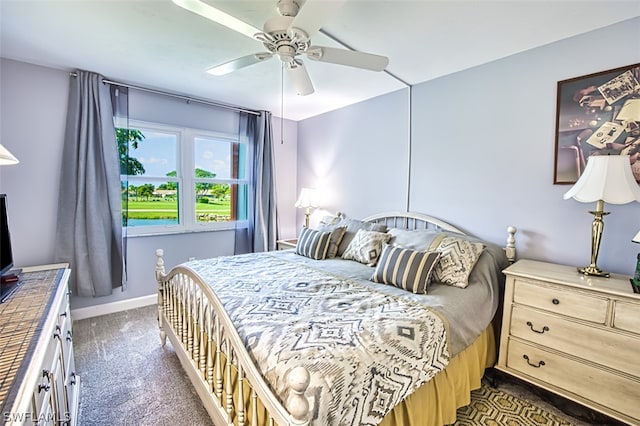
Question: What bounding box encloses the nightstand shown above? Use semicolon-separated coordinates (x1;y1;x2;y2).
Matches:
276;239;297;250
497;259;640;425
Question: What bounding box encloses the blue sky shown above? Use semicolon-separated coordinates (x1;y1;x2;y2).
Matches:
131;130;232;179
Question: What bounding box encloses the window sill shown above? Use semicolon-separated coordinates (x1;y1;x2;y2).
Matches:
124;224;243;238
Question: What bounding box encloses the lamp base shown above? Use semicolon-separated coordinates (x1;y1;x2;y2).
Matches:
577;265;610;278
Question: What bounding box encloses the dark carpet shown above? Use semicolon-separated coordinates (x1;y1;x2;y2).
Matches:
72;305;619;426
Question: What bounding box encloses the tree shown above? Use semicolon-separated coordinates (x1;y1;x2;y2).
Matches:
163;169;217;197
211;184;230;200
195;168;216;198
117;128;146;175
138;183;155;200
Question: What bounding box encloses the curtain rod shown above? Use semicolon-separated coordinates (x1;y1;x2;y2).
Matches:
69;72;261;116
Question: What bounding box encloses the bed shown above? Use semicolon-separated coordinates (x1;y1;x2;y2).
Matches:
154;211;517;426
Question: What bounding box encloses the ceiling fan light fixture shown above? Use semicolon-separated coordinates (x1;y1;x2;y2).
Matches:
172;0;262;40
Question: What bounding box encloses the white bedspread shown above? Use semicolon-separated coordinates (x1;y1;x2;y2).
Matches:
187;252;450;426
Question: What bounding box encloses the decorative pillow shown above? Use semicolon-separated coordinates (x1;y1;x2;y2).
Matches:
371;244;441;294
388;228;440;251
314;225;347;258
429;235;485;288
319;214;342;227
341;229;391;266
337;218;388;256
295;227;332;260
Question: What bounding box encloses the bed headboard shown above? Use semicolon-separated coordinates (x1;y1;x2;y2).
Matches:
363;211;466;234
362;211;517;263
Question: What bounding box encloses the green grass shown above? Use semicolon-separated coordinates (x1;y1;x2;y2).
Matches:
123;198;231;219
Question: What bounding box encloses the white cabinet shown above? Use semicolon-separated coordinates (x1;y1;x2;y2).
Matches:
0;264;79;425
497;260;640;425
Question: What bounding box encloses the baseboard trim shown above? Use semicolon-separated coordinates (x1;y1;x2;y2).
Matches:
71;294;157;321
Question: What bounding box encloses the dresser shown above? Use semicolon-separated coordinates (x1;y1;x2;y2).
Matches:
0;264;79;425
497;259;640;424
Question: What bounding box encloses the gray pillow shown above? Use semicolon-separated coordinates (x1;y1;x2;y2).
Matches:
342;229;391;266
295;227;332;260
387;228;440;251
314;225;347;258
336;218;388;256
371;244;441;294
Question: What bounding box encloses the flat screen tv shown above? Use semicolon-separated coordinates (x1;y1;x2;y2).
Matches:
0;193;13;277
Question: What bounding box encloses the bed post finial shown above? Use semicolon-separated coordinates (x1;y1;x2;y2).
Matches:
505;226;517;264
287;366;311;425
155;249;165;279
155;249;167;347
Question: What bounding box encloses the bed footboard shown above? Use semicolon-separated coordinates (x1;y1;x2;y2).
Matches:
155;249;311;426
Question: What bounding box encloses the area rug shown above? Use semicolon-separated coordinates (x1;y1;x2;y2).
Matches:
455;382;573;425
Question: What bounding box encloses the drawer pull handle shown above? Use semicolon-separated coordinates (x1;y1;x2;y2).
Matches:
552;298;560;305
526;321;549;334
70;372;77;386
66;330;73;342
38;383;51;393
60;311;67;317
42;369;50;379
523;354;545;368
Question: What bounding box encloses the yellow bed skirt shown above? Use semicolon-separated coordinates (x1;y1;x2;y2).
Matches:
380;323;497;426
170;315;495;426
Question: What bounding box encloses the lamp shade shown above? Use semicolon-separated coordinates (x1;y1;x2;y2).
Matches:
295;188;319;209
0;144;19;165
563;155;640;204
633;230;640;244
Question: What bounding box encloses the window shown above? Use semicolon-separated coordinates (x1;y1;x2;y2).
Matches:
119;120;248;235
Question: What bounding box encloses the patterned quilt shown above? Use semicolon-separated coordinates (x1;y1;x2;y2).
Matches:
188;252;450;426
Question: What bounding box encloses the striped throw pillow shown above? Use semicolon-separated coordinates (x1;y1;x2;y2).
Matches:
295;227;332;260
371;244;441;294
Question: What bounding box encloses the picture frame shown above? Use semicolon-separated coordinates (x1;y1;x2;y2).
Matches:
553;63;640;184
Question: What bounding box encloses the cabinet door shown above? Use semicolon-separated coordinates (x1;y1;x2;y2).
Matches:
50;349;70;425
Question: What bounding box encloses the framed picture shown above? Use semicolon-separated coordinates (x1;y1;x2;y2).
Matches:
553;63;640;184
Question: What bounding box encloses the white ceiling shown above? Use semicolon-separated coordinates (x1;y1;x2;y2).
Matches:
1;1;638;121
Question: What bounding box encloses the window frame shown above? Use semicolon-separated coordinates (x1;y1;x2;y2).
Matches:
119;119;248;236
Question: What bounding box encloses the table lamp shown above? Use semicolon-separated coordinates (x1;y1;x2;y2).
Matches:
563;154;640;277
0;144;19;165
633;230;640;288
295;188;318;228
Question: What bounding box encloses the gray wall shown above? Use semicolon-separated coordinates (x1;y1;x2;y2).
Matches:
0;58;298;309
298;88;411;222
298;18;640;276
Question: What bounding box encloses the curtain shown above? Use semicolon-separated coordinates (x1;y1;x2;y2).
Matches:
235;111;278;253
54;70;125;297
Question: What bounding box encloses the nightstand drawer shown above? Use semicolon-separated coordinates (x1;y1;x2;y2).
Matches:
613;300;640;336
510;305;640;377
276;239;298;250
506;339;640;420
512;278;608;324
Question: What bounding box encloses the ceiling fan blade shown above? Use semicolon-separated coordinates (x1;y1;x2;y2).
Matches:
288;0;347;41
172;0;262;40
286;60;314;96
306;46;389;71
207;53;274;76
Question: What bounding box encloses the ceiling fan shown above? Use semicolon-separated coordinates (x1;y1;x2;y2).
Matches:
173;0;390;96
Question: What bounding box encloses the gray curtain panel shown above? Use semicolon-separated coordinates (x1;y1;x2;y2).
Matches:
235;111;278;253
54;70;124;297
